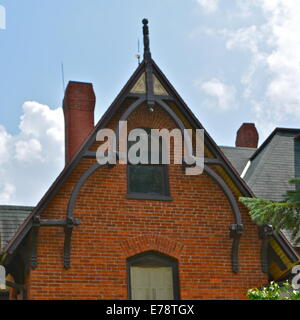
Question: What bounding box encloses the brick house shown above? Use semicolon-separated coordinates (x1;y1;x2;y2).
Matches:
0;20;299;300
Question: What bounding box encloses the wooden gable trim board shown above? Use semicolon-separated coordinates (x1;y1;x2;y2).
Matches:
269;234;300;281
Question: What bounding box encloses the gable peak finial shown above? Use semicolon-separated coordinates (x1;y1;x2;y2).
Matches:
142;18;151;61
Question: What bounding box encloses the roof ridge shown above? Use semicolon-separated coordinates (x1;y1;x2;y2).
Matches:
220;145;257;150
250;127;300;161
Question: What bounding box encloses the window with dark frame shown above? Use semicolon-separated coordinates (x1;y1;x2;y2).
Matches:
127;128;171;200
127;251;179;300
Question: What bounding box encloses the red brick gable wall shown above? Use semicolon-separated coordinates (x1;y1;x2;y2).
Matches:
26;103;267;300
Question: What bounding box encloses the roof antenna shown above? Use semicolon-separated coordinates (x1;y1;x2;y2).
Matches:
135;39;141;65
61;62;66;94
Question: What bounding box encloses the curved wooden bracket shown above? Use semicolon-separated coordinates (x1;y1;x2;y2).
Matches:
64;218;75;269
29;216;80;270
204;166;244;273
30;216;40;269
229;224;244;273
258;224;273;273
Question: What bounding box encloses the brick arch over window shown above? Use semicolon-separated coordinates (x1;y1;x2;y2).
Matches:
120;235;185;260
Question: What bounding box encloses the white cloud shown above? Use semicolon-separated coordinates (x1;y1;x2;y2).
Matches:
195;0;300;138
235;0;253;18
225;25;261;53
248;1;300;126
0;5;6;30
0;101;64;205
198;78;237;111
0;126;11;165
0;183;15;204
15;139;43;162
196;0;219;13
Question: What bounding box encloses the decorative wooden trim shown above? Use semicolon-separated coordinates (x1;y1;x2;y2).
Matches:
204;166;242;225
229;224;244;273
29;215;80;270
5;281;27;299
30;216;40;269
259;225;273;273
63;218;74;269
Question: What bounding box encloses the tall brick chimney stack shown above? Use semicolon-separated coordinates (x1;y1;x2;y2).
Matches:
63;81;96;164
235;123;259;148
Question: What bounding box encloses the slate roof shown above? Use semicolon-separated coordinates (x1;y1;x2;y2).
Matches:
221;128;300;248
0;205;33;251
220;146;256;175
244;129;300;202
281;230;300;248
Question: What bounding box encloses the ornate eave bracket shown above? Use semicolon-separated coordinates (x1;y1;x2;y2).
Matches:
229;224;244;273
30;216;40;269
63;217;80;269
30;216;80;270
258;224;273;273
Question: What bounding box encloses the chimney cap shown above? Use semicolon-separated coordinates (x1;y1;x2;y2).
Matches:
235;122;259;148
63;81;96;109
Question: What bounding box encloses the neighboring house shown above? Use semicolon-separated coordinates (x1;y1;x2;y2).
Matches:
0;206;33;252
0;20;299;300
221;125;300;280
0;206;33;299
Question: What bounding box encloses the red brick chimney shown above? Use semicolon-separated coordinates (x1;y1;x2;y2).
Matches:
235;123;259;148
63;81;96;164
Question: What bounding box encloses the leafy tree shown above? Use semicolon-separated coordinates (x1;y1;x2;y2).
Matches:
240;178;300;244
247;281;300;300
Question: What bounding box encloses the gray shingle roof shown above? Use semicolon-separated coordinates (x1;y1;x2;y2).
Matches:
281;230;300;248
221;129;300;248
244;130;300;201
220;146;256;175
0;205;33;251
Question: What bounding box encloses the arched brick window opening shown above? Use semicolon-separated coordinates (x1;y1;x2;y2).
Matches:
127;251;179;300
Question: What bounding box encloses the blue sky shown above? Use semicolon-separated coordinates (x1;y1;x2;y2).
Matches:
0;0;300;205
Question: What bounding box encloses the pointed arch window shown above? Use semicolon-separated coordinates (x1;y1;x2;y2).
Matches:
127;251;179;300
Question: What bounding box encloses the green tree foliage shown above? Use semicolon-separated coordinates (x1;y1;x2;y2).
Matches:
247;281;300;300
240;178;300;244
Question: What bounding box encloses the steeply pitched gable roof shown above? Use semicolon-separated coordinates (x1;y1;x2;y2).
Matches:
0;19;261;260
1;56;256;258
